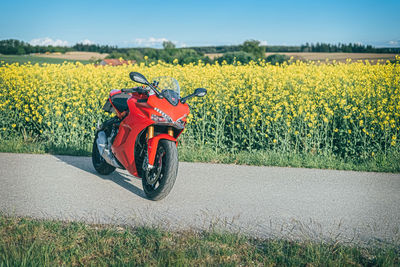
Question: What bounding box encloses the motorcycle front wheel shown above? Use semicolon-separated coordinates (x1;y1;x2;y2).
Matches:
142;139;178;201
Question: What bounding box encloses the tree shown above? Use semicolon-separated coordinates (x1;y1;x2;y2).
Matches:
266;54;289;65
162;41;176;50
241;40;265;59
17;47;26;55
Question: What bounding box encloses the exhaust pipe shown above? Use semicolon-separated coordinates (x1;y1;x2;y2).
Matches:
96;131;122;168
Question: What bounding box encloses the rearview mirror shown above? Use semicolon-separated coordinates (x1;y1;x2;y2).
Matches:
129;72;149;85
181;88;207;104
194;88;207;97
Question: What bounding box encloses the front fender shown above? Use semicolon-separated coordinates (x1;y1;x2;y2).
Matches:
148;134;177;166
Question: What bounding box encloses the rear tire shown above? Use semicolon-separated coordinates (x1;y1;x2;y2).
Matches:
142;140;178;201
92;133;116;175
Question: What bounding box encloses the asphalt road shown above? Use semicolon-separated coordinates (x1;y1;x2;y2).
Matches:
1;153;399;244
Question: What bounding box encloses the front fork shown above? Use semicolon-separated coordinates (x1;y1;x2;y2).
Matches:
146;125;176;168
146;125;174;140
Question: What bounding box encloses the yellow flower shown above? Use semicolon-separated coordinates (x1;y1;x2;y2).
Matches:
11;124;16;128
1;59;398;160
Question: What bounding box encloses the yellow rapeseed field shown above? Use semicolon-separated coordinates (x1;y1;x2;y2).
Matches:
0;58;399;159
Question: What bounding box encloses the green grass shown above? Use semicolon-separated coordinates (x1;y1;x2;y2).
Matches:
179;145;400;173
0;137;399;172
0;214;398;266
0;54;91;65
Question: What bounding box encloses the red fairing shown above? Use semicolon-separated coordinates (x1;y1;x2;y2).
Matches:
147;95;190;122
147;134;177;166
111;92;190;177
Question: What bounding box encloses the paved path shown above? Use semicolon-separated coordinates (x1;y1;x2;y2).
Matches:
1;153;399;244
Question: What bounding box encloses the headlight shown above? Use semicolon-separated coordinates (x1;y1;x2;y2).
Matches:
152;108;186;130
151;114;172;123
154;108;173;122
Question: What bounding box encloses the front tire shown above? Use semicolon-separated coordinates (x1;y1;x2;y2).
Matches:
92;133;116;175
142;140;178;201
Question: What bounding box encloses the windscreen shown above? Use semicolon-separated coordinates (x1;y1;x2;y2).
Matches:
153;76;180;95
153;76;180;105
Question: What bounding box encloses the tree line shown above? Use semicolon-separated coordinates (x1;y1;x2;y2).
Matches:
1;39;399;65
2;38;399;56
106;40;275;65
299;43;400;53
189;42;400;54
0;39;116;55
106;41;212;65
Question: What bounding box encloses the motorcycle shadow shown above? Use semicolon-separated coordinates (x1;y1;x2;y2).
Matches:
54;155;146;199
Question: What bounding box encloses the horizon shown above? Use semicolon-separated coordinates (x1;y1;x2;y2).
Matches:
1;0;399;49
4;38;400;50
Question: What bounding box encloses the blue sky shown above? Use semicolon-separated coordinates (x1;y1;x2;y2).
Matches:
1;0;399;47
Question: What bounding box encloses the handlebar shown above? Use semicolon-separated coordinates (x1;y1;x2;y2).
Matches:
121;87;148;94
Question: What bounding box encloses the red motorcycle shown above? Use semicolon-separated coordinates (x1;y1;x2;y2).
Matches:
92;72;207;200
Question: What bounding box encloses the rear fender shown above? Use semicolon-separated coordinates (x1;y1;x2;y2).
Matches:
148;134;177;166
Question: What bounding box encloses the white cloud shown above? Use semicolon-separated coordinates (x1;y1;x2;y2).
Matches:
260;40;268;46
133;37;169;47
129;38;189;48
80;39;94;45
29;37;69;46
388;40;399;46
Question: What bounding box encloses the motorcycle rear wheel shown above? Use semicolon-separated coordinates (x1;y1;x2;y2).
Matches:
142;139;178;201
92;133;116;175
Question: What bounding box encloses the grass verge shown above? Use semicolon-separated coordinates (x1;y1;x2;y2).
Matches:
0;54;91;65
0;214;398;266
0;137;399;172
179;145;400;173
